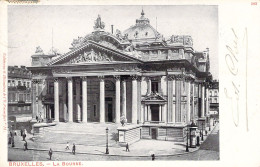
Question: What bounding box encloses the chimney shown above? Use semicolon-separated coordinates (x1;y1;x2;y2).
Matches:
111;25;114;34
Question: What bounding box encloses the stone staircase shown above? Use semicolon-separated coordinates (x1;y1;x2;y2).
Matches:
35;122;120;147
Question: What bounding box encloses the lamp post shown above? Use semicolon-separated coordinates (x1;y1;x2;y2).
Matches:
186;127;189;152
201;122;204;141
106;127;109;154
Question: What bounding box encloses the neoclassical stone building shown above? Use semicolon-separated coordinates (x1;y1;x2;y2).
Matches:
28;10;212;141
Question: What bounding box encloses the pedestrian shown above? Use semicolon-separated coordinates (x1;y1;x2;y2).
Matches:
20;129;23;136
48;148;53;160
36;115;39;123
65;142;70;150
126;143;130;152
151;154;155;161
72;143;76;155
11;137;15;147
8;135;11;145
24;141;28;151
22;133;26;141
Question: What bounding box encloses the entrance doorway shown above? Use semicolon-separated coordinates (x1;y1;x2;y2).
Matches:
105;97;113;122
46;104;55;120
108;103;113;122
150;104;159;121
50;105;54;119
151;128;157;139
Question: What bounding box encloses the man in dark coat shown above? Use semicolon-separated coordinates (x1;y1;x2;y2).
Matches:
72;143;76;155
126;143;130;152
23;133;26;141
48;148;53;160
11;137;15;147
20;129;23;136
24;141;28;151
151;154;155;161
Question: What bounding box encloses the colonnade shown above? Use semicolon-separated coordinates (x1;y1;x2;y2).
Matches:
53;75;139;123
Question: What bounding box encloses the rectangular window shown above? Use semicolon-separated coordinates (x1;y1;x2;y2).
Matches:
214;91;218;96
94;105;96;117
151;81;158;93
19;94;23;101
27;82;30;88
18;81;21;86
49;84;54;94
27;94;30;101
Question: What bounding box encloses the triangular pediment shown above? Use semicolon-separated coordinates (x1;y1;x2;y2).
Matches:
47;41;142;66
142;92;167;101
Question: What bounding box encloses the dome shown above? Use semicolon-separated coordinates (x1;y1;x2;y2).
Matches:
123;9;160;40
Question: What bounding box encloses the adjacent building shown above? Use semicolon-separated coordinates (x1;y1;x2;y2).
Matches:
28;10;213;141
8;65;32;123
208;80;219;119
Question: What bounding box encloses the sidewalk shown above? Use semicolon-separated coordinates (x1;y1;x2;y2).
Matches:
9;123;219;157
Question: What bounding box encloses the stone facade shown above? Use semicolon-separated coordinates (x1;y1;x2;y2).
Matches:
28;11;212;140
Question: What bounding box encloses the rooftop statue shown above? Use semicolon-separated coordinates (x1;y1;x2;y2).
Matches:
93;15;105;30
35;46;44;54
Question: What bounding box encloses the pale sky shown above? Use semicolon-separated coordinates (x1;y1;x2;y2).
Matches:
8;5;218;79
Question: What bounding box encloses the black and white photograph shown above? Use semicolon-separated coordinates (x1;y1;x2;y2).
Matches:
6;5;220;161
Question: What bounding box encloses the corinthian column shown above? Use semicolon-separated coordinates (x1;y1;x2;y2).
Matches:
54;78;59;122
175;74;183;123
122;79;127;119
114;76;121;124
167;75;174;123
67;77;73;122
75;79;81;122
186;77;191;124
131;75;138;124
81;76;88;123
99;76;105;123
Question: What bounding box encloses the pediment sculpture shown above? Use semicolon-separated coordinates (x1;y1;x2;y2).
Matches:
93;15;105;30
35;46;44;54
68;49;114;64
71;36;84;48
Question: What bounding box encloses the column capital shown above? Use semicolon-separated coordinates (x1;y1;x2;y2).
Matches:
130;75;139;80
167;75;175;81
113;75;121;81
201;82;207;87
137;76;142;82
66;77;73;82
175;74;184;80
98;75;105;81
184;76;194;82
144;76;151;81
54;78;59;83
32;79;39;84
81;76;88;81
